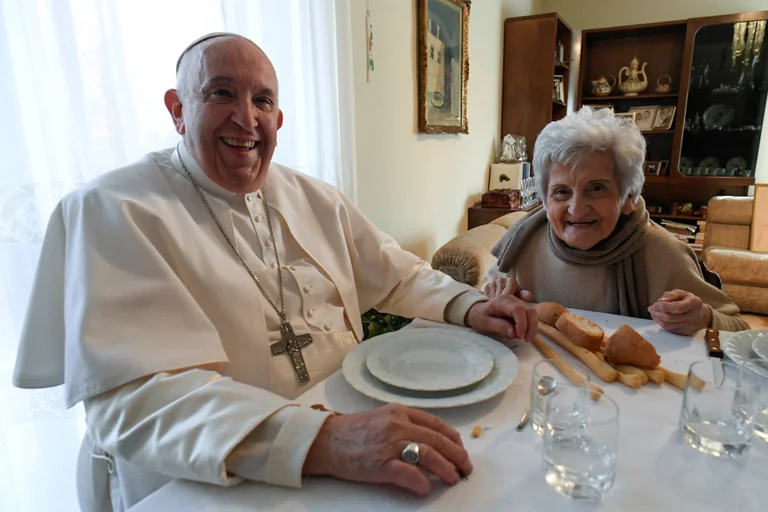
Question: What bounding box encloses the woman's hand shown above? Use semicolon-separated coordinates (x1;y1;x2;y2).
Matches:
303;404;472;496
482;276;533;301
465;294;538;342
648;289;712;336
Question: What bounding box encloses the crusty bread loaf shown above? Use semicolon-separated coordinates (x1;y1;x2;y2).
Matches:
555;313;604;352
536;302;568;327
604;324;661;369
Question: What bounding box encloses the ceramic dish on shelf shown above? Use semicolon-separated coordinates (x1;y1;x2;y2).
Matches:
702;103;734;130
699;157;720;171
726;156;747;173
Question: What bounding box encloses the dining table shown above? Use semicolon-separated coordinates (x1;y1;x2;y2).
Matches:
130;310;768;511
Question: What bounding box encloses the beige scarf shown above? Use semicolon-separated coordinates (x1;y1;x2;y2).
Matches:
491;197;652;319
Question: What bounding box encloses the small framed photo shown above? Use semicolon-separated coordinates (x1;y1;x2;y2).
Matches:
553;75;564;102
587;104;614;113
629;106;660;131
658;160;669;176
644;160;664;176
615;112;637;124
653;106;676;130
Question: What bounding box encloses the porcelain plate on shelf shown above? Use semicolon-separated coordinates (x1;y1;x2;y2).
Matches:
723;329;768;365
365;332;495;392
342;328;518;409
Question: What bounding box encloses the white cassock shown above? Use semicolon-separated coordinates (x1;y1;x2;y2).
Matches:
13;144;487;511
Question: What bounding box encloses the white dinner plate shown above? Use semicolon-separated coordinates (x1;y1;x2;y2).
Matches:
750;331;768;360
365;331;495;392
342;328;518;409
723;329;768;365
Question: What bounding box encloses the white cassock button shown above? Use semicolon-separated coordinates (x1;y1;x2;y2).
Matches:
307;308;316;317
254;215;263;223
302;284;312;293
246;195;252;203
265;237;273;247
269;261;277;269
324;323;332;331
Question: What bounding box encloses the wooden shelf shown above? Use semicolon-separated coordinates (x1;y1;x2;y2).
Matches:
676;176;756;187
581;93;679;101
649;213;703;221
641;130;675;134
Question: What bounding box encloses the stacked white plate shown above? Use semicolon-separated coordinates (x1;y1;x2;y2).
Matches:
723;329;768;365
341;327;518;408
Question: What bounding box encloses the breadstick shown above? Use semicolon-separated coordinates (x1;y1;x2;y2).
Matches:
595;352;644;389
531;335;604;399
642;368;666;385
660;367;692;390
538;322;618;382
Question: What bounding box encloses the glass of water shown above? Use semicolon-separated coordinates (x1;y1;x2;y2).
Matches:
543;387;618;500
680;359;754;457
739;359;768;443
531;359;591;437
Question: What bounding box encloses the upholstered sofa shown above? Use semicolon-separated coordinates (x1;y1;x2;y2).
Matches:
703;196;768;315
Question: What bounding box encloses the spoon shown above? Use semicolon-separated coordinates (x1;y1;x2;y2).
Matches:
516;376;558;431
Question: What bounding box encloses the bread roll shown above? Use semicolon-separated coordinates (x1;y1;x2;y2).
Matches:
536;302;568;327
604;324;661;369
555;312;604;352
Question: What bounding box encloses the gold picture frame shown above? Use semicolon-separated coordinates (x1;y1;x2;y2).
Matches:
417;0;470;134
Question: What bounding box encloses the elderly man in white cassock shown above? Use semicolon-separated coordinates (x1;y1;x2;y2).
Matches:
13;33;537;511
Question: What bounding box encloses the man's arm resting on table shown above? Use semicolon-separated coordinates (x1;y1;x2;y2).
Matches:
85;369;331;488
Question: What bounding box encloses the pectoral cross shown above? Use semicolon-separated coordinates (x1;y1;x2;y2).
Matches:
271;323;314;384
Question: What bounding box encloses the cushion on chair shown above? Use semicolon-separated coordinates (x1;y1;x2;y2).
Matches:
705;248;768;288
721;283;768;316
707;196;754;225
490;211;530;229
431;224;507;287
704;223;751;251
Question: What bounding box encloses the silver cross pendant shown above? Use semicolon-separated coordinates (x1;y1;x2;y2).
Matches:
271;323;314;384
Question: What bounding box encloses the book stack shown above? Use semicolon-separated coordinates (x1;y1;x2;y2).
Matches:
660;219;702;253
694;220;706;249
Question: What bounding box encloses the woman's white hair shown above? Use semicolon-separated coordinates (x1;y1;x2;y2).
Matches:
532;106;646;206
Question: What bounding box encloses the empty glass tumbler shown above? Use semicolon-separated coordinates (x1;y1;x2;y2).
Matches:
740;359;768;443
543;387;618;500
680;359;754;457
530;358;591;436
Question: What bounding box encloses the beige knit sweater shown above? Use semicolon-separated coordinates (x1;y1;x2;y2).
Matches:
489;223;749;332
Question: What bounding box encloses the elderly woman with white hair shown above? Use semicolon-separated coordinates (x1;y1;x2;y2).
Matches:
484;107;748;334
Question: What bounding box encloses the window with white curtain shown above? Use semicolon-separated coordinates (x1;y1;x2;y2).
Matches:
0;0;355;510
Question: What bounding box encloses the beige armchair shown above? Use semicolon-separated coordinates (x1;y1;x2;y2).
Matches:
704;196;768;315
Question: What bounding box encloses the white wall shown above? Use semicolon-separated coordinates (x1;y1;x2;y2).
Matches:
351;0;540;259
542;0;768;186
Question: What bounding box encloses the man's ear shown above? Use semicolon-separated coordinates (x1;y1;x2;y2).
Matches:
277;109;284;131
621;194;636;215
164;89;185;135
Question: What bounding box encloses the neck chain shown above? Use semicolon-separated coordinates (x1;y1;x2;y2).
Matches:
176;144;286;323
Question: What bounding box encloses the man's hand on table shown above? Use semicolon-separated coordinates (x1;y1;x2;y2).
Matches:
303;403;472;496
467;291;538;342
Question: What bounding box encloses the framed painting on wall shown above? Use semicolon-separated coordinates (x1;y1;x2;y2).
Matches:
417;0;470;134
751;184;768;253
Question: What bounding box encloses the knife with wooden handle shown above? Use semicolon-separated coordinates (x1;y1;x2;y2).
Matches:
706;328;723;359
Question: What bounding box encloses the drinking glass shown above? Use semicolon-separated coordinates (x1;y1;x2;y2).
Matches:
740;359;768;442
531;359;590;437
543;387;618;500
680;359;754;457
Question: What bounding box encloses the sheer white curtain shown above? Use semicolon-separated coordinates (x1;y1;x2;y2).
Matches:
0;0;355;510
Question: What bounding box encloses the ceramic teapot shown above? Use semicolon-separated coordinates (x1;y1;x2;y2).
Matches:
655;75;672;94
591;75;616;96
618;56;648;96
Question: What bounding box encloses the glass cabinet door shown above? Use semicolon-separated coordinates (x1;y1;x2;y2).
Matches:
680;20;767;180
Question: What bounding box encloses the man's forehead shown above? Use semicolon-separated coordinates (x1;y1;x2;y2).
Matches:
176;32;260;73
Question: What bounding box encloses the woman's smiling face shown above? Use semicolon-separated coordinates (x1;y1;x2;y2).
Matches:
545;152;635;250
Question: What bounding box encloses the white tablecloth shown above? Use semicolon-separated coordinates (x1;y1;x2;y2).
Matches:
131;310;768;511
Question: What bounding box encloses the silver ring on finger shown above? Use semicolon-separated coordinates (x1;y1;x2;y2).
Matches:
401;442;420;464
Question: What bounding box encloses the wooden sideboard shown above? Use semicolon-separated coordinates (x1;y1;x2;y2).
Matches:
468;206;514;229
